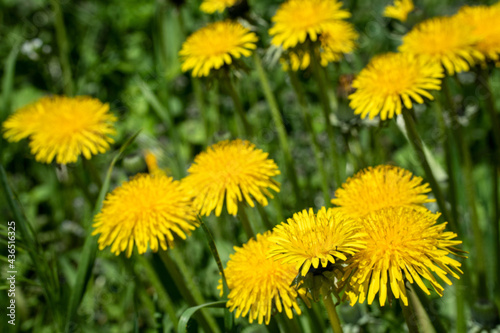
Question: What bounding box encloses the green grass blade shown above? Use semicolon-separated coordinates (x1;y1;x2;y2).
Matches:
177;301;227;333
64;130;140;332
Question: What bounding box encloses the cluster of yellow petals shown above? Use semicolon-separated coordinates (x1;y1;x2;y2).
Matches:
221;232;304;325
383;0;414;22
179;21;258;77
200;0;237;14
332;165;435;219
454;4;500;61
344;207;463;306
399;16;484;75
268;207;366;276
182;139;280;217
348;52;443;120
2;96;116;164
93;174;198;257
269;0;350;50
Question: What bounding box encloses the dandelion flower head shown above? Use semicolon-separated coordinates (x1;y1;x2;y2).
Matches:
383;0;415;22
348;52;443;120
92;174;198;257
2;96;116;164
454;4;500;61
200;0;238;13
286;20;358;71
182;139;280;217
332;165;434;219
344;207;463;306
179;21;258;77
269;0;350;50
269;207;365;277
399;16;484;75
221;231;304;325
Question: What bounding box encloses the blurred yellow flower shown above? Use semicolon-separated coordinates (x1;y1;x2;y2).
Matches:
348;52;443;120
269;0;350;50
92;174;198;257
269;207;365;276
220;231;304;325
2;96;116;164
182;139;280;216
344;207;463;306
383;0;414;22
200;0;237;13
286;21;358;70
332;165;434;219
179;21;258;77
399;16;484;75
454;4;500;61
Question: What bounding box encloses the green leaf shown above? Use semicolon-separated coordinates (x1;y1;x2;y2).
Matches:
177;301;227;333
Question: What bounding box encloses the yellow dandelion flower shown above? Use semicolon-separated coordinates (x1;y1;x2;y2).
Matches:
179;21;258;77
286;21;358;70
92;174;198;257
269;207;365;277
454;5;500;61
344;207;463;306
383;0;414;22
399;16;484;75
2;96;116;164
200;0;237;14
269;0;350;50
221;231;304;325
182;139;280;216
348;52;443;120
332;165;434;220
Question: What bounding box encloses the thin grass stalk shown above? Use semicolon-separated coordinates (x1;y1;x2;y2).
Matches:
237;203;255;239
135;255;179;329
308;45;342;189
253;53;301;202
401;109;455;231
442;78;488;300
50;0;74;96
323;293;344;333
288;68;331;206
224;75;252;138
159;250;220;333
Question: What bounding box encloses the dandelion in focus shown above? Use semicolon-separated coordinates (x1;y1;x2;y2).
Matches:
344;207;463;306
269;207;365;277
221;231;304;324
182;139;280;216
383;0;414;22
92;174;198;257
332;165;434;219
348;52;443;120
179;21;258;77
2;96;116;164
399;16;484;75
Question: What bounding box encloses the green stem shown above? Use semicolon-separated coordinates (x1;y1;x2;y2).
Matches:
401;109;455;231
225;75;252;138
158;250;220;333
50;0;74;96
193;78;210;144
237;203;255;239
479;67;500;158
493;159;500;307
323;293;343;333
309;44;342;188
288;68;331;206
408;284;439;333
253;53;301;202
198;216;228;295
442;78;488;300
400;297;420;333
